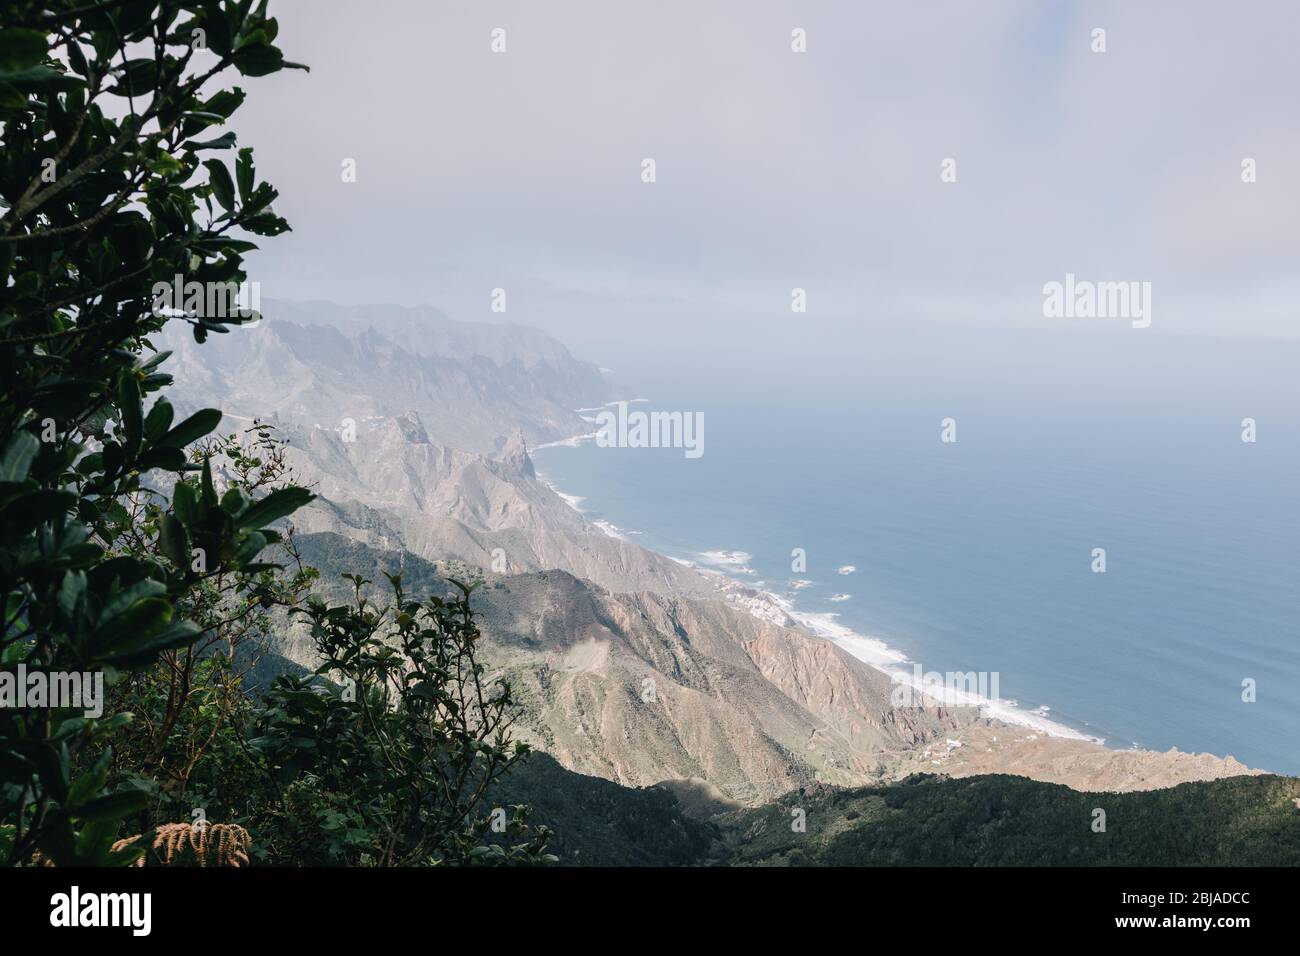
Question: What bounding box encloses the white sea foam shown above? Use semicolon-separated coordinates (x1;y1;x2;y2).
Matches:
829;593;851;602
533;467;587;516
714;558;1101;743
696;550;758;575
879;658;1099;741
551;488;585;512
591;519;627;540
534;431;597;450
789;609;909;668
697;550;752;567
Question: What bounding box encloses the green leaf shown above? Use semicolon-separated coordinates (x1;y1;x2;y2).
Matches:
158;408;222;448
65;37;87;76
137;446;187;473
143;397;175;443
236;147;255;202
26;742;71;803
233;44;285;77
242;212;290;236
204;159;236;211
200;457;218;507
190;237;259;254
103;620;202;666
0;66;84;92
57;571;86;625
108;58;159;97
233;530;268;565
77;789;151;823
159;513;190;568
172;480;197;527
185;131;237;151
99;579;168;625
147;151;184;176
0;29;47;70
91;597;172;654
0;431;39;481
5;489;76;535
196;9;234;56
236;487;314;530
203;87;246;119
118;375;142;454
66;751;112;810
221;486;249;514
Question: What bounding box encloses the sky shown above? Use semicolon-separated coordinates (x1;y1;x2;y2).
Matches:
228;1;1300;353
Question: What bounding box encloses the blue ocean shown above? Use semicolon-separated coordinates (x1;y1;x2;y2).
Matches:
533;322;1300;775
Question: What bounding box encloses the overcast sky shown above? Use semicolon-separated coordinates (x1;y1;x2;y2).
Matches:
231;1;1300;347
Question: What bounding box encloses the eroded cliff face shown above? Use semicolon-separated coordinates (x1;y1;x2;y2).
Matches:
278;415;711;596
470;573;968;803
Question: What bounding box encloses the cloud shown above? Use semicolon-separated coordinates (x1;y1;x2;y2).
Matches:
237;0;1300;336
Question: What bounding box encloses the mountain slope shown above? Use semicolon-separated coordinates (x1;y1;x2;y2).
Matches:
290;533;968;804
276;416;713;596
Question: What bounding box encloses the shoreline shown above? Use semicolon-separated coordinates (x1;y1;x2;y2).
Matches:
531;419;1103;746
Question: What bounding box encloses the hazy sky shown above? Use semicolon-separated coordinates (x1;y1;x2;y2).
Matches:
231;1;1300;348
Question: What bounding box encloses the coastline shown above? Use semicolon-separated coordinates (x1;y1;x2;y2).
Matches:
531;416;1103;747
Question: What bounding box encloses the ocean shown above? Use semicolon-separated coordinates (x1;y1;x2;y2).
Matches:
532;321;1300;775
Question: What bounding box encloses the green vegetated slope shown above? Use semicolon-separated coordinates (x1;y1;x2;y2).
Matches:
716;773;1300;867
488;752;717;867
495;756;1300;867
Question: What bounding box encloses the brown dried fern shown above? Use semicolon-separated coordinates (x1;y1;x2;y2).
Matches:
109;822;252;867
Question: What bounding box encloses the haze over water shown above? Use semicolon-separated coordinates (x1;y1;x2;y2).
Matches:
535;323;1300;775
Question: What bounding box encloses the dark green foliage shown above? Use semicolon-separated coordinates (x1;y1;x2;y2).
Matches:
717;773;1300;867
246;574;554;866
0;0;307;866
1;0;549;864
489;751;718;867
